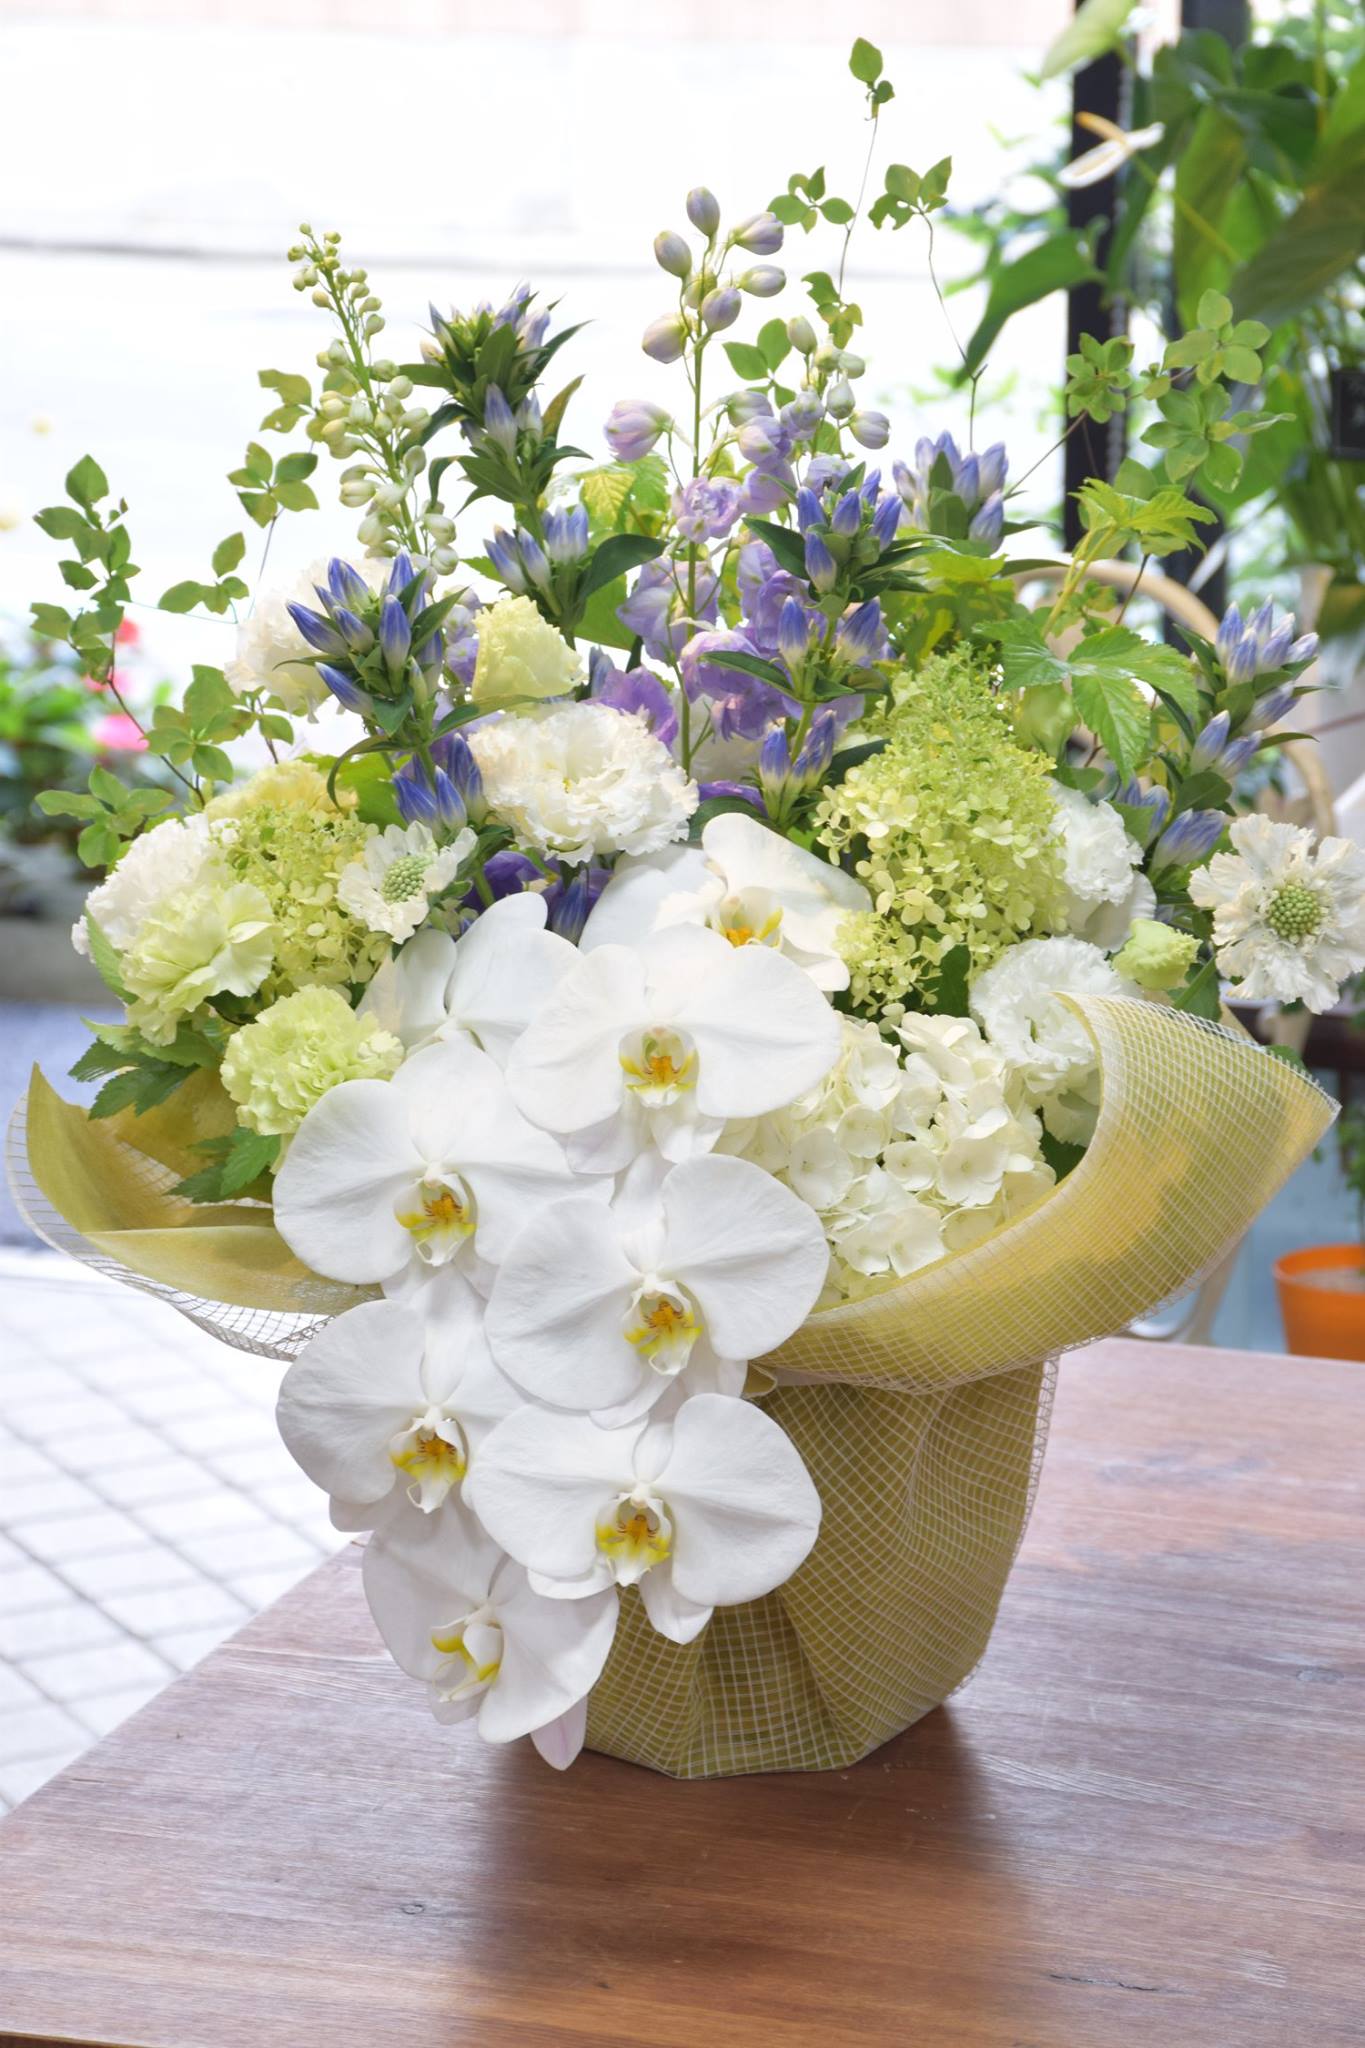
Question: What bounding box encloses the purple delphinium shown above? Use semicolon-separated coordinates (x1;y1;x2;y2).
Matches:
617;556;720;663
680;628;800;741
672;476;743;543
588;647;680;748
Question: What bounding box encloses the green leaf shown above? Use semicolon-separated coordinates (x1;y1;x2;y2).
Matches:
1070;664;1150;779
242;441;273;484
274;451;318;484
848;36;882;84
741;519;806;579
884;164;920;204
258;368;311;408
820;198;855;225
34;506;91;542
272;481;318;513
1195;288;1232;329
219;1128;282;1197
687;795;763;842
959;233;1099;379
723;341;770;381
1173;109;1245;324
83;914;131;1001
35;790;103;820
701;648;791;690
757;319;790;371
211;533;246;577
1172;955;1221;1019
58;561;98;591
927;942;972;1017
578;533;665;605
159;580;209;614
1039;0;1134;80
1229;126;1365;326
64;455;109;509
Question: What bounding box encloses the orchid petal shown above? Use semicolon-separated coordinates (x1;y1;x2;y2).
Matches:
273;1078;420;1283
468;1405;636;1584
478;1560;618;1744
507;944;648;1132
444;893;578;1067
358;926;457;1051
638;1568;713;1646
660;1154;830;1359
276;1300;428;1507
530;1695;588;1770
661;1393;821;1607
361;1503;502;1683
672;942;840;1117
580;844;712;950
484;1204;644;1409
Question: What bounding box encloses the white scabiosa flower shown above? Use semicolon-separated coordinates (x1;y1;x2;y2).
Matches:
467;1392;821;1647
336;821;474;943
358;893;576;1066
1189;815;1365;1011
469;594;584;710
362;1507;618;1769
73;813;214;957
468;701;697;867
970;934;1135;1144
1050;783;1152;949
582;810;870;992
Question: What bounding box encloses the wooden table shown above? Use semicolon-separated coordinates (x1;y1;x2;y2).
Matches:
0;1338;1361;2048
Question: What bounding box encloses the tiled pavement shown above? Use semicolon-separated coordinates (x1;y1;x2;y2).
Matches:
0;1247;341;1813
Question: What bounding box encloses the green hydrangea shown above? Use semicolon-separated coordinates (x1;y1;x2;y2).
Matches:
220;986;403;1138
212;795;389;1001
815;650;1065;1015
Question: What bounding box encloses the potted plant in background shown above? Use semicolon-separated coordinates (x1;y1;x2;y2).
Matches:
1277;1034;1365;1358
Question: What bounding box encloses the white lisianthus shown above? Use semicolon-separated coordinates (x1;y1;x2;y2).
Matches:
970;934;1135;1143
272;1035;583;1287
362;1507;618;1769
73;813;214;957
484;1151;828;1426
276;1286;518;1528
336;821;474;943
582;811;871;993
507;923;841;1170
467;1392;821;1647
359;893;575;1066
468;701;697;867
121;878;275;1045
1189;814;1365;1012
224;558;382;716
725;1012;1051;1305
1050;783;1150;948
469;594;583;710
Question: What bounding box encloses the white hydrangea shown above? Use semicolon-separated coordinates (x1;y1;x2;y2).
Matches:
1050;783;1151;948
724;1012;1052;1306
970;934;1134;1144
469;702;697;867
1189;814;1365;1012
72;813;215;958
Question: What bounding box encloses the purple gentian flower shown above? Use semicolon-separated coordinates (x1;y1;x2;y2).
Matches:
544;505;590;564
1151;809;1226;871
804;531;839;593
482;384;518;456
287;603;349;659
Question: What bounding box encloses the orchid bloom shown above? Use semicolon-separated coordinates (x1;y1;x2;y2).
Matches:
358;892;576;1066
581;812;870;992
275;1281;518;1530
506;923;840;1170
362;1510;618;1768
467;1392;821;1646
484;1151;829;1424
272;1036;581;1286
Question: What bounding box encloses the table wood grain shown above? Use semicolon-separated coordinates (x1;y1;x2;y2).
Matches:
0;1337;1361;2048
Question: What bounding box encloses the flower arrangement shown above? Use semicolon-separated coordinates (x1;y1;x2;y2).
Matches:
15;40;1348;1776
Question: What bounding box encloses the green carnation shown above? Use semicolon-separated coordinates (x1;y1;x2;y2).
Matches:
212;794;389;1002
815;650;1066;1016
123;874;275;1045
1112;917;1199;992
220;986;403;1139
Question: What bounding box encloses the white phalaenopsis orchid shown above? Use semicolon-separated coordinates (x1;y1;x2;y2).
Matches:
358;892;576;1066
507;923;840;1169
362;1510;617;1768
275;1282;518;1528
272;1035;581;1285
467;1393;821;1645
484;1151;828;1423
581;812;870;992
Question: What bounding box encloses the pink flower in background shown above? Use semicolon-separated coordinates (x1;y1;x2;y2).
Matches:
92;712;147;753
115;619;140;646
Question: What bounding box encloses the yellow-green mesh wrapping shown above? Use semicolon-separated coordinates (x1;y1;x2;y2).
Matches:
10;997;1333;1778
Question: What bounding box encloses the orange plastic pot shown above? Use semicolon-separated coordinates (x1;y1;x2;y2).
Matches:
1275;1244;1365;1361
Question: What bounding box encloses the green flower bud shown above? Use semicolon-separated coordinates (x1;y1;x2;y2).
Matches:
839;351;866;378
787;316;817;354
1112;918;1201;992
825;377;855;419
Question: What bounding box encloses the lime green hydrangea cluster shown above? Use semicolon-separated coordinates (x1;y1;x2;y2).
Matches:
220;986;403;1139
815;651;1066;1016
209;772;389;1001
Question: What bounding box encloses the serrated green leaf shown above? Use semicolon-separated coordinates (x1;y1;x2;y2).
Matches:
82;914;131;1001
219;1128;282;1197
1070;666;1150;778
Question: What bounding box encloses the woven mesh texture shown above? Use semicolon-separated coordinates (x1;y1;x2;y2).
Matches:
10;997;1334;1778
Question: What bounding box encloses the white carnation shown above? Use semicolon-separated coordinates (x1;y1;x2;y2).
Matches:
469;702;697;866
73;813;214;958
970;934;1134;1143
470;595;583;710
1051;783;1145;941
724;1012;1050;1306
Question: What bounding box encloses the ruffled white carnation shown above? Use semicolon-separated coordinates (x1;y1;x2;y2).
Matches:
724;1012;1051;1305
1189;814;1365;1012
970;934;1134;1143
1051;783;1145;945
72;813;214;958
337;822;474;944
469;702;697;867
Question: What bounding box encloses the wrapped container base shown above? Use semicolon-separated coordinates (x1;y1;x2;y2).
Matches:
10;997;1334;1780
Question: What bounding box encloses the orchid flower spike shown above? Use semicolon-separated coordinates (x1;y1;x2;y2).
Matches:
468;1392;821;1646
363;1509;618;1768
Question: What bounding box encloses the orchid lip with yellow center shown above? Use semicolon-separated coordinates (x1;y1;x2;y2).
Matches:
430;1603;503;1700
618;1026;697;1106
622;1281;701;1376
595;1487;673;1586
394;1173;476;1264
711;887;783;951
389;1406;468;1510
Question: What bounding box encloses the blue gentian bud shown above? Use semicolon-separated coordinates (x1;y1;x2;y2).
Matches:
794;708;837;785
956;454;981;508
544;505;590;564
413;630;444;679
701;287;742;332
331;606;374;654
1151;809;1225;871
1215;601;1243;671
287;603;349;658
686;187;721;236
387;552;417;597
378;596;412;675
859;469;883;503
1287;633;1319;666
796;487;824;533
758;723;794;801
1190;711;1232;773
546;867;593;943
804;530;839;593
326;559;370;611
968;493;1005;548
831;489;862;538
1258;619;1294;671
318;663;373;715
486;528;528;595
978;443;1009;498
778;596;810;670
516;528;552;592
1249;683;1294;730
835;598;884;664
393;759;438;826
871;493;902;549
482;384;518;456
732;211;783;255
434;731;486;822
516;392;544;443
432;767;467;833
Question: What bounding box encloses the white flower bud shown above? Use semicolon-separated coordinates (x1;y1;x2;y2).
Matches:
364;314;385;336
825;377;855;419
387;373;413;400
423;512;456;544
430;544;459;575
371;359;397;382
326;341;348;367
839;351;867;378
420;338;441;362
339;480;374;508
787;316;817;354
813;344;842;373
311;287;330;307
318;393;347;419
399;408;430;434
328;433;359;458
348;396;374;426
403;446;426;476
357;512;386;545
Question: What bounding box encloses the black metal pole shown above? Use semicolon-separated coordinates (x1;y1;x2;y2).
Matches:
1062;38;1130;554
